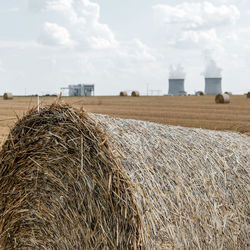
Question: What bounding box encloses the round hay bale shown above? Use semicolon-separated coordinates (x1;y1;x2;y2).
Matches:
131;91;139;97
195;91;205;96
3;92;13;100
215;93;230;104
247;91;250;98
119;91;128;96
0;104;249;249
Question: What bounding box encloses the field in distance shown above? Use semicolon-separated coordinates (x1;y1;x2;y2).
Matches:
0;95;249;145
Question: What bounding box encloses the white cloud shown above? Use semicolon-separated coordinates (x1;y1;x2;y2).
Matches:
39;22;74;47
30;0;118;49
153;2;240;30
153;1;240;53
28;0;72;12
175;29;223;51
46;0;73;11
221;27;250;52
84;22;118;49
125;39;157;62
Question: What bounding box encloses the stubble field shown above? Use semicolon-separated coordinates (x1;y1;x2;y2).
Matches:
0;95;249;146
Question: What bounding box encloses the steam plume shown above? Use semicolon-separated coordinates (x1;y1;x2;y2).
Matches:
169;64;186;79
203;59;222;78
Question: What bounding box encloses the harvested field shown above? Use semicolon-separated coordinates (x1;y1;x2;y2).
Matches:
0;95;249;147
0;103;249;249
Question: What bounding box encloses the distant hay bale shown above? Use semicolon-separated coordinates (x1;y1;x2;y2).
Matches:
195;91;205;96
119;91;128;96
224;91;232;95
131;91;139;97
215;93;230;104
247;91;250;98
0;104;249;249
3;92;13;100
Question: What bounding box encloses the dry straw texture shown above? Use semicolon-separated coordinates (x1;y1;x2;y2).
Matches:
247;92;250;98
0;103;249;249
120;91;128;97
3;93;13;100
215;93;230;104
131;91;140;97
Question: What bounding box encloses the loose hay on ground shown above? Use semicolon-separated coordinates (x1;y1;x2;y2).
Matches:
0;103;249;249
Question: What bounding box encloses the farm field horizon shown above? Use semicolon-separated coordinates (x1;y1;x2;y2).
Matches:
0;95;249;146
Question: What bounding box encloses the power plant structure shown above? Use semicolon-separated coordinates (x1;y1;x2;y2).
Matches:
204;78;222;95
168;79;187;96
61;84;95;97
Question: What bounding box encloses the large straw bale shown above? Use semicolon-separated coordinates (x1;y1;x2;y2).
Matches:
3;92;13;100
215;93;230;103
0;103;249;249
247;91;250;98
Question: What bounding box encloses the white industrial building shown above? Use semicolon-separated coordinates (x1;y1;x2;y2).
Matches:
204;78;222;95
65;84;95;96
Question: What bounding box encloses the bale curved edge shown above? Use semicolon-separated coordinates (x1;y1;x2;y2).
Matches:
0;104;142;249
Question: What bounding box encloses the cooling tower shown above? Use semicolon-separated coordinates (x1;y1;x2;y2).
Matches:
204;78;222;95
168;79;187;96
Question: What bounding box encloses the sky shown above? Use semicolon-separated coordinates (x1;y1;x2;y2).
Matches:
0;0;249;96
